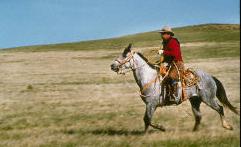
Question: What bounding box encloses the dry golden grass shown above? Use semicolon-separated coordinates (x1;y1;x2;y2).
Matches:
0;49;239;146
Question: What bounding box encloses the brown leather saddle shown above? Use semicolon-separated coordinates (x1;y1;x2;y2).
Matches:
181;68;200;101
182;68;200;87
161;67;200;105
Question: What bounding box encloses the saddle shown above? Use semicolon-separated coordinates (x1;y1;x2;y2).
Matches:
181;68;200;101
182;68;200;87
160;66;200;104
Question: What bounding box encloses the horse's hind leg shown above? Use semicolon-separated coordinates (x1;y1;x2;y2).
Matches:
203;97;233;130
216;105;233;130
189;96;202;131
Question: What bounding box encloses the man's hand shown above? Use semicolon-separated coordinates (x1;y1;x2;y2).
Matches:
158;49;164;55
160;55;164;63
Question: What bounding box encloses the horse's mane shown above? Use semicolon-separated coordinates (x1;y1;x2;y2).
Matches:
136;52;159;70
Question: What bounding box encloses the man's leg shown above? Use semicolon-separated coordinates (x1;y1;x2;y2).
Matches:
168;63;183;104
171;79;182;104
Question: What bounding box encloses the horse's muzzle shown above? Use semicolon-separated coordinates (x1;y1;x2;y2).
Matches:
110;64;119;72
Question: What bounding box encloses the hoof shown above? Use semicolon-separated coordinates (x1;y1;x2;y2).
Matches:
223;124;233;130
222;120;233;130
157;124;166;132
192;125;199;132
192;128;199;132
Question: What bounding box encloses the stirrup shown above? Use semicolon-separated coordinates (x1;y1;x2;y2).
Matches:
172;81;182;104
172;94;181;104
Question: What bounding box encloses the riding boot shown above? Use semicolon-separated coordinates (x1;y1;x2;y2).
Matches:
172;80;182;104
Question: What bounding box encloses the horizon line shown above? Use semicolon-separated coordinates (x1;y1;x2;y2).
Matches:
1;23;240;50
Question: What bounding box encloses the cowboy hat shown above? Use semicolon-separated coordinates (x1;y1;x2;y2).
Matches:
158;26;174;36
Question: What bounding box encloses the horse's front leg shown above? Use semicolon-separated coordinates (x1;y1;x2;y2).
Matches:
143;103;165;133
143;103;153;133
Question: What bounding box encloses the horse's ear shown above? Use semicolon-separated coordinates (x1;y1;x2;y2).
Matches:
123;43;132;57
127;43;132;50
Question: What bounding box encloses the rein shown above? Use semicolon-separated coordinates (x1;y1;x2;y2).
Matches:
140;76;160;98
116;51;162;98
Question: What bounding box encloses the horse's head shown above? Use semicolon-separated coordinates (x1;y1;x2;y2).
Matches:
110;43;134;74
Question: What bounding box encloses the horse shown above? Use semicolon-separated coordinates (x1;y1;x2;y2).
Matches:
110;43;239;133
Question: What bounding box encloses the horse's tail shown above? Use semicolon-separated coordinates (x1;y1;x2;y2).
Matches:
212;76;239;115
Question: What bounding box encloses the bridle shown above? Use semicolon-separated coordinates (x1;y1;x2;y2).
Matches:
114;51;137;74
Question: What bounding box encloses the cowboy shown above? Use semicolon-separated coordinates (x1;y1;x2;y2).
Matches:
158;26;185;104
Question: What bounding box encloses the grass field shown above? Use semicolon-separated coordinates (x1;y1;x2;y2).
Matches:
0;24;240;146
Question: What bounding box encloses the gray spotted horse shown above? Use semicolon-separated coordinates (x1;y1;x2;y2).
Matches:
110;44;239;133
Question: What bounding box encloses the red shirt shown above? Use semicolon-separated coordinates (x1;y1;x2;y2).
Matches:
163;37;183;62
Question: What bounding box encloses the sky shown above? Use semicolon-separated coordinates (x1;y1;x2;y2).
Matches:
0;0;240;49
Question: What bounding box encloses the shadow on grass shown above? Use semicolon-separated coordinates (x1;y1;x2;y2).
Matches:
90;128;158;136
63;127;160;136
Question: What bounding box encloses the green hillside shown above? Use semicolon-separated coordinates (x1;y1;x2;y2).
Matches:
1;24;240;59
